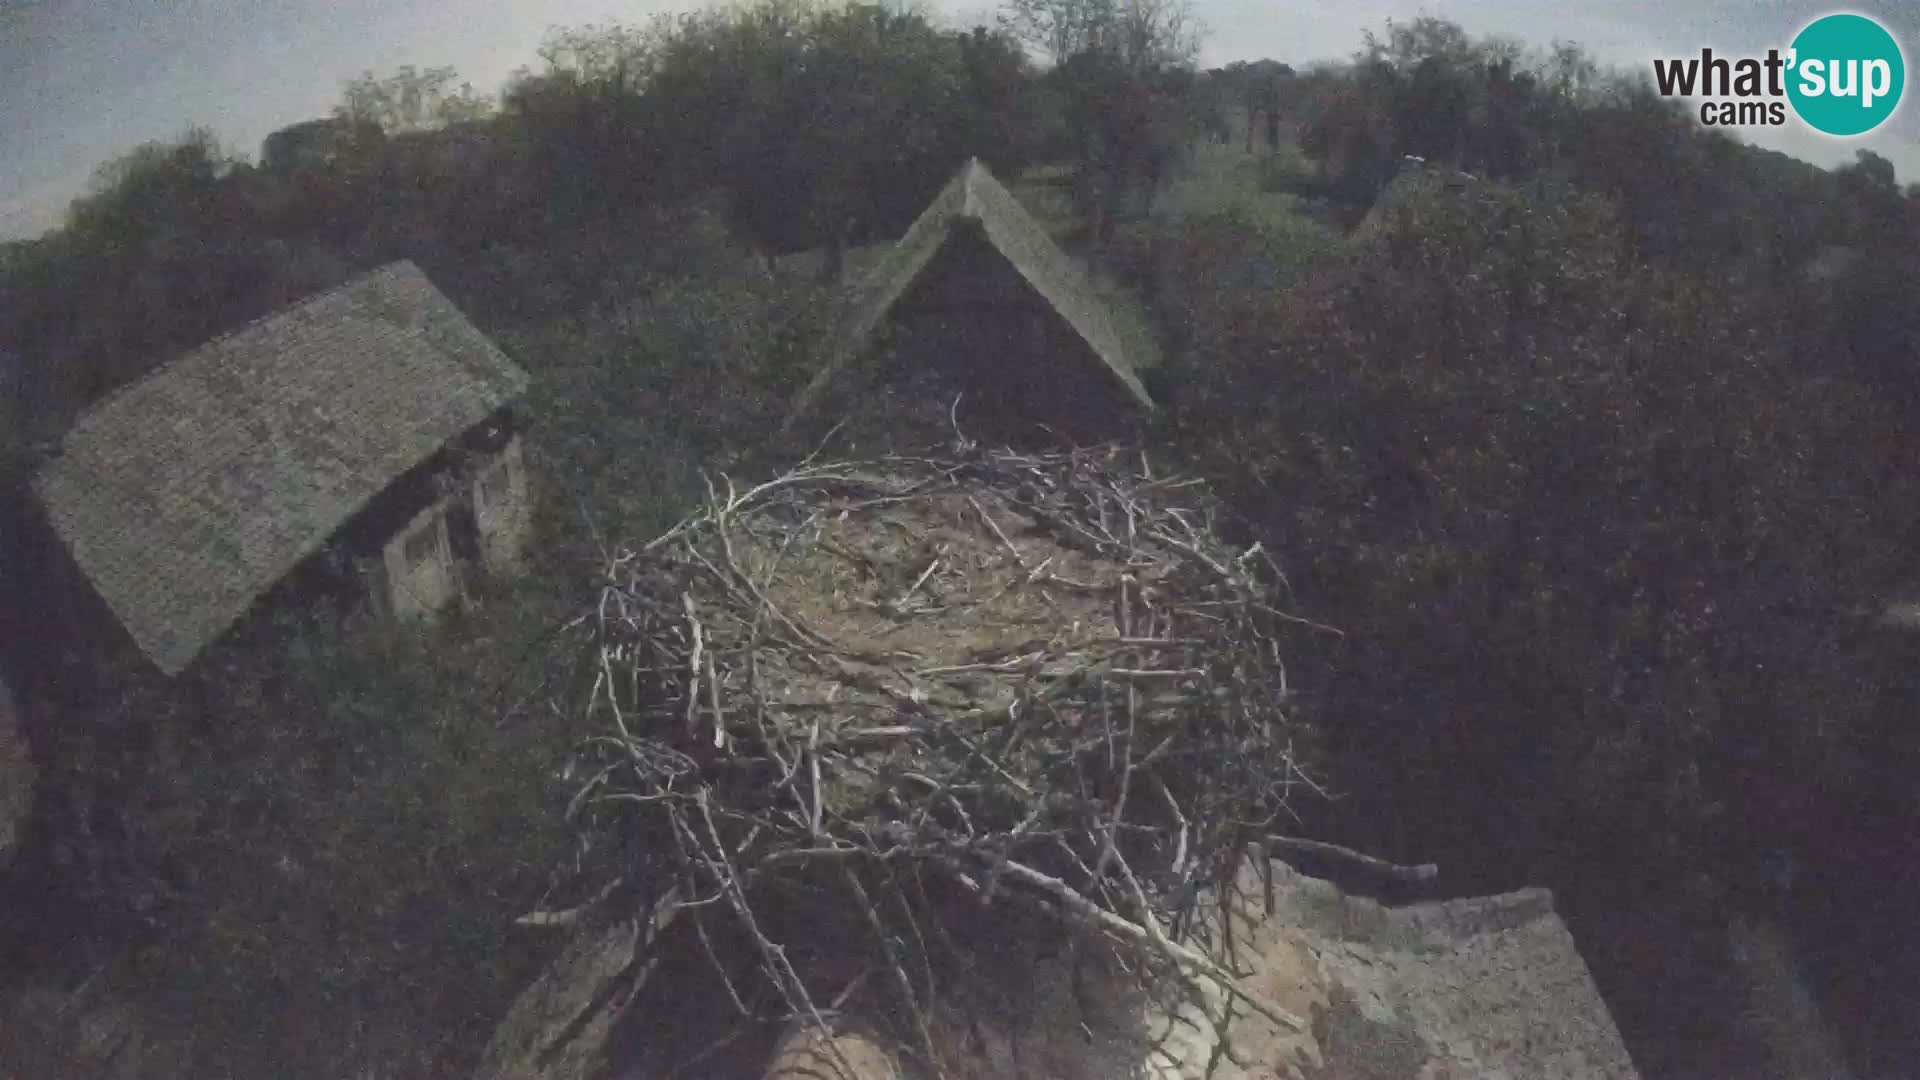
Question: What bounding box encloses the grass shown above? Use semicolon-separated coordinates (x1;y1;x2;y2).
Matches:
1159;115;1316;217
1158;134;1341;247
1005;171;1082;244
1001;136;1342;382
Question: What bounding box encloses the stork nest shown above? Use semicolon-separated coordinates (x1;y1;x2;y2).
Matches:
544;442;1332;1074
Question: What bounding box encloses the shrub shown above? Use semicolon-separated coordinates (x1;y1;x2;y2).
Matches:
1154;171;1904;1069
514;274;833;568
6;561;606;1078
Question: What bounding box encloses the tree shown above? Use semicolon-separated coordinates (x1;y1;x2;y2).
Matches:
641;1;970;275
1844;148;1898;191
1001;0;1201;69
59;129;284;399
536;18;669;91
1474;56;1531;178
999;0;1115;64
1211;59;1292;153
955;25;1052;177
336;66;493;134
642;2;815;223
1359;15;1477;71
775;3;968;277
1103;0;1203;68
1012;0;1203;261
261;116;385;174
1399;54;1473;162
1540;40;1599;103
497;14;719;221
434;81;495;127
73;126;233;214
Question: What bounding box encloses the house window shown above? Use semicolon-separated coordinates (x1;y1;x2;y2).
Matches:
475;456;513;516
402;516;442;568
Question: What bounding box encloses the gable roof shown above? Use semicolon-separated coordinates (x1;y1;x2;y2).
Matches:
1263;860;1639;1078
33;261;529;675
786;158;1154;433
1354;158;1492;238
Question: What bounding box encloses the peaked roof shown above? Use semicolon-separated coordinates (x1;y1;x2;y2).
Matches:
490;855;1641;1080
33;261;529;675
1355;157;1491;238
786;158;1155;432
1262;860;1639;1078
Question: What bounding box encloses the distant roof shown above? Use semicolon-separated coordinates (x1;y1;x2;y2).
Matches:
1354;158;1491;235
1803;244;1862;285
34;261;528;675
1267;860;1639;1078
752;243;895;284
786;157;1155;432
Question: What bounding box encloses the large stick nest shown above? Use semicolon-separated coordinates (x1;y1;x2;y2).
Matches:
547;443;1330;1075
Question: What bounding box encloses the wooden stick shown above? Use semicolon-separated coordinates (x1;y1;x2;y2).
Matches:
1266;835;1438;884
684;592;704;737
982;856;1308;1034
514;876;626;928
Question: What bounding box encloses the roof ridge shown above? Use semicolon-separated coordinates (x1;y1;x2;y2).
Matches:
784;157;1154;434
959;157;984;220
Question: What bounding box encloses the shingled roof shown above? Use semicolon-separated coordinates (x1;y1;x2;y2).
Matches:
786;158;1155;432
33;261;529;675
494;853;1640;1079
1263;860;1640;1079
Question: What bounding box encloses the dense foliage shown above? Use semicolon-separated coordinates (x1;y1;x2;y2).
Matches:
1136;22;1920;1076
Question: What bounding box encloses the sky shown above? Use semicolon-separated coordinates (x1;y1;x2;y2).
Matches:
3;0;1919;241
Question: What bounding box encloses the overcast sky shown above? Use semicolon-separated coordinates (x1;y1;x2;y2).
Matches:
4;0;1918;240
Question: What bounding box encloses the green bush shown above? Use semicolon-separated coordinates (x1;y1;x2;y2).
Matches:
1152;171;1905;1070
34;574;598;1078
514;274;830;566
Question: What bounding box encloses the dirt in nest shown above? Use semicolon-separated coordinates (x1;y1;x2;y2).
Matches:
744;488;1122;664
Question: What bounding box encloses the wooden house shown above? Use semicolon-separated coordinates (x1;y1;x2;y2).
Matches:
30;260;532;677
784;158;1156;448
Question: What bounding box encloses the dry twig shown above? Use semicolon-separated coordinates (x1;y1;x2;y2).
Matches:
551;442;1332;1068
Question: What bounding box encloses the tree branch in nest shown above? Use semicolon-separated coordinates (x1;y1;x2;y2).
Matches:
1266;835;1439;885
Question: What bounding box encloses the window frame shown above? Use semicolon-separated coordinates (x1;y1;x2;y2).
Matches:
474;453;514;518
401;513;443;568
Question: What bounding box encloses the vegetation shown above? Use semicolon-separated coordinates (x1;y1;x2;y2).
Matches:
4;2;1920;1078
1131;19;1920;1077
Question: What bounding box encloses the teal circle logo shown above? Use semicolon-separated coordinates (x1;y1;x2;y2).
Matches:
1787;13;1905;136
